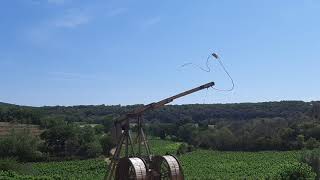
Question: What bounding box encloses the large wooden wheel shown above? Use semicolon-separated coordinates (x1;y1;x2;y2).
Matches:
115;157;148;180
152;155;184;180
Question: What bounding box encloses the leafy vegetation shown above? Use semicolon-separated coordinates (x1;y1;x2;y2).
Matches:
0;158;31;174
274;162;316;180
179;150;315;179
40;123;102;159
0;171;54;180
0;139;316;179
3;101;320;153
31;159;106;180
1;101;320;178
148;138;182;155
0;130;41;161
2;101;318;125
300;148;320;179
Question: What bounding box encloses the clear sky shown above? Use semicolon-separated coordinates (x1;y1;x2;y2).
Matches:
0;0;319;106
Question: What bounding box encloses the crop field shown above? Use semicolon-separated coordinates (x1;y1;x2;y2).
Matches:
0;139;311;180
180;150;302;179
31;159;106;180
148;138;182;155
29;139;180;180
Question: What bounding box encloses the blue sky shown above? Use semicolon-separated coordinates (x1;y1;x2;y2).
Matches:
0;0;319;106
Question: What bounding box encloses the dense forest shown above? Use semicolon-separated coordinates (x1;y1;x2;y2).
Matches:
1;101;320;161
1;101;318;125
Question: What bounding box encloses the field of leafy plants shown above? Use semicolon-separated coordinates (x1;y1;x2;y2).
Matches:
0;159;106;180
179;150;314;179
0;139;315;179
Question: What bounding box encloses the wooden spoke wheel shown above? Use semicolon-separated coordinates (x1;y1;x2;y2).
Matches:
152;155;184;180
115;157;147;180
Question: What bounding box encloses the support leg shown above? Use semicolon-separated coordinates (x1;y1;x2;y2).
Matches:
105;133;125;180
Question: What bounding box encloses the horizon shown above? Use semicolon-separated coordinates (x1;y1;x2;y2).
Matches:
1;99;317;108
1;0;320;106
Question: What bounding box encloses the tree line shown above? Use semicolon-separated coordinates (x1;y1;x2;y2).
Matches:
1;101;320;161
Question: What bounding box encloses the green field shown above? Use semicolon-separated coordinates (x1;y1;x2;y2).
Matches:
31;159;106;180
29;139;180;180
0;139;313;180
180;150;301;179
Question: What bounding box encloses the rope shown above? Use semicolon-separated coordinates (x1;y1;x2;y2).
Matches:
181;55;211;72
180;52;235;92
211;57;235;92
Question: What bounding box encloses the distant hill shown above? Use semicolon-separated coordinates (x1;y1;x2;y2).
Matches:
0;102;16;106
0;100;319;126
1;100;320;152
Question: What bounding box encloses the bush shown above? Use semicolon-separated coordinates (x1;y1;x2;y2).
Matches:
274;162;316;180
170;135;179;142
0;130;40;161
84;141;102;158
305;138;320;150
0;158;33;174
94;124;105;134
0;158;21;172
301;148;320;179
100;135;115;156
176;143;194;155
176;143;187;155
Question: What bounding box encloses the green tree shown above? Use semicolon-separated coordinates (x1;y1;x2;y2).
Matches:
84;141;102;158
0;130;40;161
94;124;105;134
215;127;236;150
177;123;197;144
40;123;78;157
297;135;305;149
100;135;115;156
102;116;113;133
305;138;320;150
